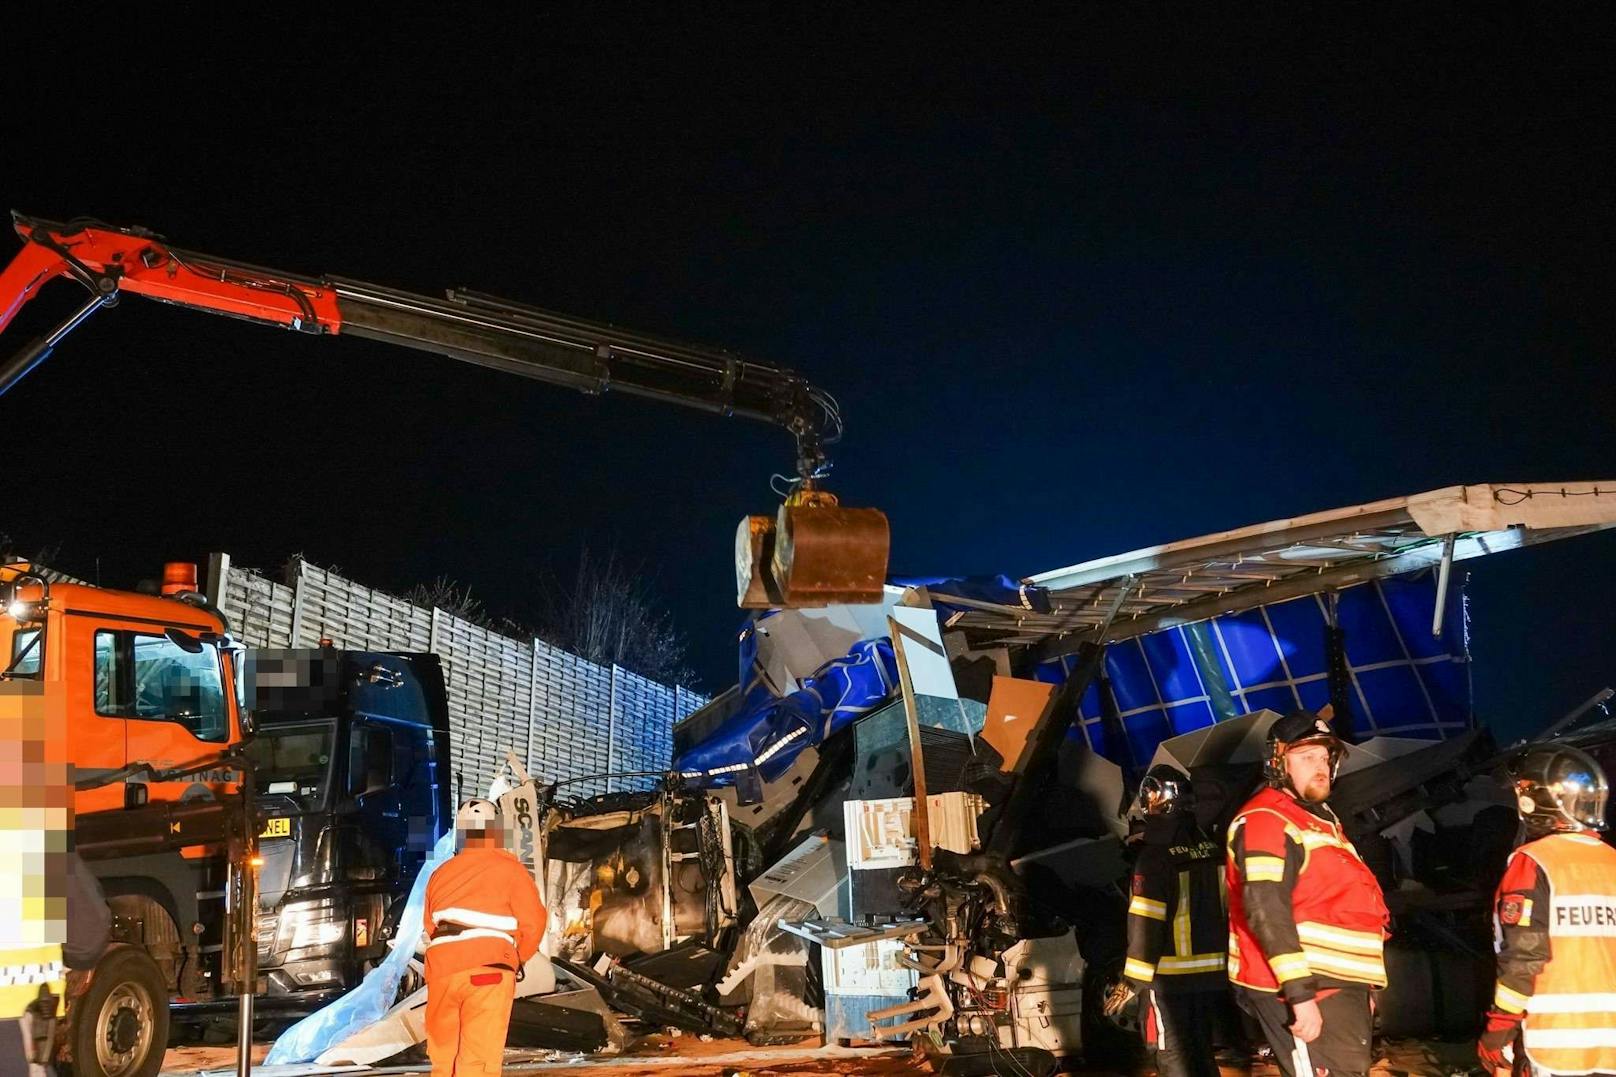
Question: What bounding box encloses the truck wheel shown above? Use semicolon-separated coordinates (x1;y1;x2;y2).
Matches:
69;947;169;1077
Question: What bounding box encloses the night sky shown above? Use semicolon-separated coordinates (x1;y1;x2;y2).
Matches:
4;8;1612;743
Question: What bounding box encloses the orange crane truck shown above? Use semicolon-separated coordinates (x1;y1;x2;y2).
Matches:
2;560;256;1077
0;212;890;1077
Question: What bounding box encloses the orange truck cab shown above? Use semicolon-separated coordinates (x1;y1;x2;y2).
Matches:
2;561;245;813
1;559;254;1077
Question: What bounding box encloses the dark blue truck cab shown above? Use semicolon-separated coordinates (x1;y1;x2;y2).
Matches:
244;648;452;1003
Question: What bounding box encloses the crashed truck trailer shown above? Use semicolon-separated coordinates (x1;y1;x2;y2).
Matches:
657;480;1616;1071
282;481;1616;1073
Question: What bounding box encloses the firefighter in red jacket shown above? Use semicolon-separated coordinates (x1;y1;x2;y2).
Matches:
1227;710;1388;1077
1105;763;1228;1077
424;799;547;1077
1479;743;1616;1077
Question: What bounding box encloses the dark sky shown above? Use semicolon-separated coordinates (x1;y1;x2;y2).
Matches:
4;8;1612;742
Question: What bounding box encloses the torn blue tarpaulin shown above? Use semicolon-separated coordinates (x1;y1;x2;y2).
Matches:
1035;572;1472;769
264;828;456;1065
675;637;897;783
893;574;1052;616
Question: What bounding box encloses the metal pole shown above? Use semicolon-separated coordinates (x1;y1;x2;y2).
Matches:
1323;592;1354;741
236;760;258;1077
887;616;932;872
1432;533;1457;638
607;665;618;796
0;294;106;397
1540;687;1616;742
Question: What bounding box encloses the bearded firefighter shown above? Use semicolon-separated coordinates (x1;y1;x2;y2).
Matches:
1478;743;1616;1077
1105;762;1228;1077
1226;709;1388;1077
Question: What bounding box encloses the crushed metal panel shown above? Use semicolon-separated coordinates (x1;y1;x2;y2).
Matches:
777;918;929;950
1011;834;1128;891
749;832;846;918
965;481;1616;655
980;676;1055;771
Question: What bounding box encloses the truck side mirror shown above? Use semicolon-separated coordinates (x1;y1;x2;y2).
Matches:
165;627;205;654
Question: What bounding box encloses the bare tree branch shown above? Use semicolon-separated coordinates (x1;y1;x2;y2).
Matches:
536;546;694;687
404;575;489;625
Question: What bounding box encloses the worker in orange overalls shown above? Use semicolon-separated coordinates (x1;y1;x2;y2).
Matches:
424;798;547;1077
1226;709;1388;1077
1479;743;1616;1077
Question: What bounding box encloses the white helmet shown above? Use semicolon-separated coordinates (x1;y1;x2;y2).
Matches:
456;798;500;832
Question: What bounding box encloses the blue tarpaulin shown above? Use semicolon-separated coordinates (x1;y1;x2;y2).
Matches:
675;571;1470;788
1034;572;1472;767
891;574;1053;615
265;828;457;1065
674;636;898;783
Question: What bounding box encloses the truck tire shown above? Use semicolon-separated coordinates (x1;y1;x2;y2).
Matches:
67;946;169;1077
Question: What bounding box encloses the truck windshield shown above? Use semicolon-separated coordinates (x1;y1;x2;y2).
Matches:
247;723;335;812
94;630;231;741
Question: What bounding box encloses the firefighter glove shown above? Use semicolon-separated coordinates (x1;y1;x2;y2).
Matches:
1102;979;1137;1017
1477;1009;1522;1070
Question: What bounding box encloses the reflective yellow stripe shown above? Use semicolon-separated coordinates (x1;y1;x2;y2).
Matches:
1298;830;1347;851
1495;983;1531;1014
1522;1027;1616;1049
1296;921;1385;956
0;945;65;1020
1302;948;1387;981
1269;951;1311;982
1245;855;1286;882
1129;895;1168;921
0;946;61;969
1158;952;1227;974
1518;992;1616;1014
1173;870;1193;956
1124;957;1157;983
0;961;63;988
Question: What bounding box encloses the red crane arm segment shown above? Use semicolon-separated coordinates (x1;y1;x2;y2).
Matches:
5;218;344;334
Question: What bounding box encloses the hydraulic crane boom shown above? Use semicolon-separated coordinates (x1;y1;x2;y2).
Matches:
0;213;888;607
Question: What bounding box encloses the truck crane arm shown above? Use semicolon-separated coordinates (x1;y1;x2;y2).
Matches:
0;213;842;482
0;213;888;607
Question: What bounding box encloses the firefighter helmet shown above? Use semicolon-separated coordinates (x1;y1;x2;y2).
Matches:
1264;709;1345;789
1508;743;1609;835
1140;763;1195;816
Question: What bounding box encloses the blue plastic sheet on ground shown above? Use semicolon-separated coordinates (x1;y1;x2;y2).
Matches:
264;828;457;1065
1034;571;1472;768
675;637;897;783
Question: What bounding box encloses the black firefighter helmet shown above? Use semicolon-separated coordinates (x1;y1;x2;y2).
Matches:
1140;763;1195;816
1264;708;1346;789
1508;743;1610;836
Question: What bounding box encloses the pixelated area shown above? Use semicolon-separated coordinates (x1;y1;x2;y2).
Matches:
1;681;68;950
246;649;344;713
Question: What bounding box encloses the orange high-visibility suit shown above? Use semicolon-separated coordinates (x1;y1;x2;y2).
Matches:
423;846;547;1076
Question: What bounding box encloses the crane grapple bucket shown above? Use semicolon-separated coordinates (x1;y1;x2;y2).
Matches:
735;494;890;609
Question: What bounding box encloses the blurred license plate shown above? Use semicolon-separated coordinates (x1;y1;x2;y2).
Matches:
260;817;290;839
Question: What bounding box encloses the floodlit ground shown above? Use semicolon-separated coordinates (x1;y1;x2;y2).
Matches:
159;1036;1480;1076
